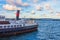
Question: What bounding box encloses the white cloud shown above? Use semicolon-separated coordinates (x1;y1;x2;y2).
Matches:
3;0;60;19
44;3;51;10
35;5;42;11
6;0;29;7
49;9;54;13
3;4;22;10
6;0;15;5
53;0;57;2
22;3;29;7
33;0;38;3
15;0;22;4
31;10;35;14
56;12;60;14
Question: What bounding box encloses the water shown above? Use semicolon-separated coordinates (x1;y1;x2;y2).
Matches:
0;19;60;40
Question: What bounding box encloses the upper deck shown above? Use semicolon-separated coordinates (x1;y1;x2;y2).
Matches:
0;17;37;29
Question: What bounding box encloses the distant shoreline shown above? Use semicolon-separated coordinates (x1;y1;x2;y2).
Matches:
6;18;60;21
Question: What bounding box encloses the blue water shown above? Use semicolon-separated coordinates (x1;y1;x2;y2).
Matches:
0;19;60;40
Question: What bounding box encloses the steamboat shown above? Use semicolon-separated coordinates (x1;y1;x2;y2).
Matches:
0;10;38;37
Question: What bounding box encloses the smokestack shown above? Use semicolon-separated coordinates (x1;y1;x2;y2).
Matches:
16;10;20;20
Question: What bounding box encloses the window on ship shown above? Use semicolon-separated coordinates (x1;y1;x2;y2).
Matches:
0;26;2;28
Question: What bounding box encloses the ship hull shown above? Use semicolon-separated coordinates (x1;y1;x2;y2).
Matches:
0;25;38;37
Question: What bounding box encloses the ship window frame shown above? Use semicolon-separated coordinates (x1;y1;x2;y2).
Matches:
17;25;19;27
4;26;6;28
0;26;2;28
11;25;13;28
8;26;10;28
14;25;16;28
6;26;8;28
20;25;22;27
13;25;14;28
9;25;11;28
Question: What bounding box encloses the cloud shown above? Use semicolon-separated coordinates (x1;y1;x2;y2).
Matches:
35;5;42;11
49;9;54;13
53;0;57;2
22;3;29;7
31;10;35;14
56;13;60;17
33;0;38;3
2;0;60;19
56;12;60;17
6;0;30;7
43;3;55;13
56;12;60;14
44;3;51;10
3;4;22;10
6;0;15;5
15;0;22;4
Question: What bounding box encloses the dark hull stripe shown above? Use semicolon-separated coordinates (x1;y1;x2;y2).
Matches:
0;27;37;37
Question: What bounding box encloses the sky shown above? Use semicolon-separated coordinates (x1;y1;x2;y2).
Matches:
0;0;60;19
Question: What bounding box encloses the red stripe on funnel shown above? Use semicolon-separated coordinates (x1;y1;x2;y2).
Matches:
16;10;20;17
16;13;19;17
